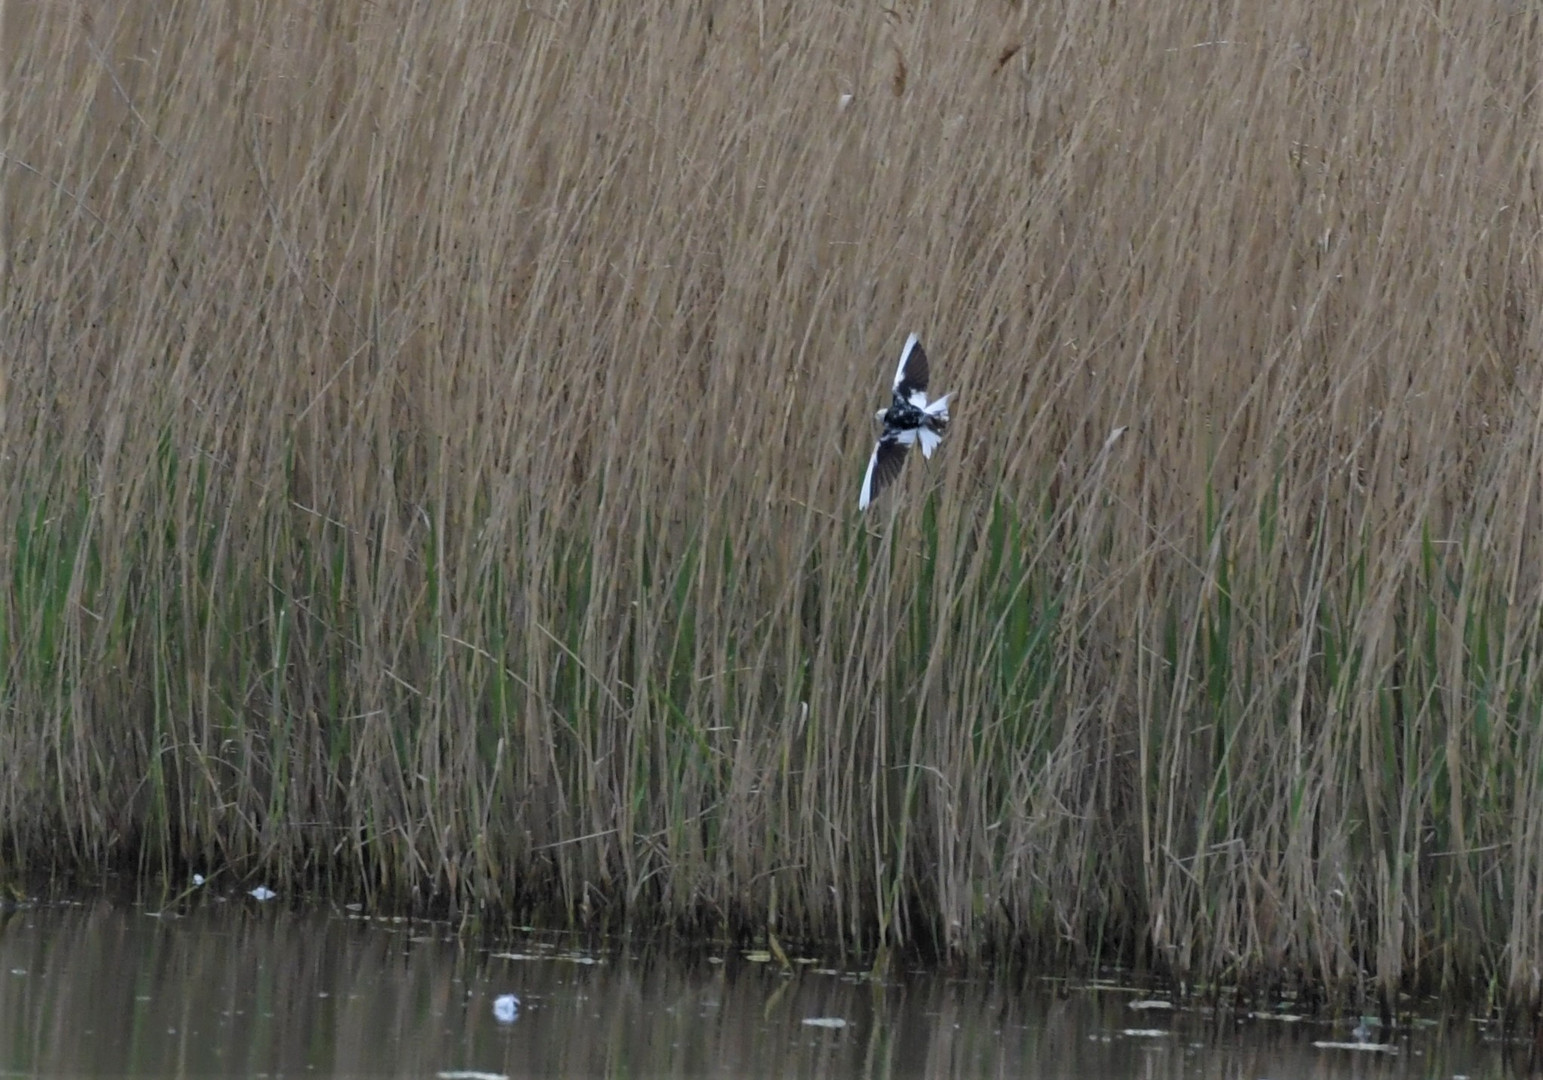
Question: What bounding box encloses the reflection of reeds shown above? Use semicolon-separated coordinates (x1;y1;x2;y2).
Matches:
3;0;1542;1011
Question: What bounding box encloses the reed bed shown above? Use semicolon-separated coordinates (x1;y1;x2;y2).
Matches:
5;0;1543;1011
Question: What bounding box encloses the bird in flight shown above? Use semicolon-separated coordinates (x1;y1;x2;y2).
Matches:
859;333;951;510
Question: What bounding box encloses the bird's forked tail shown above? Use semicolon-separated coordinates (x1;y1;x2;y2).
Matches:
918;395;951;457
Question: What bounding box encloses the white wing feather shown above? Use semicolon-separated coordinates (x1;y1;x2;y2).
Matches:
893;332;923;390
858;448;879;510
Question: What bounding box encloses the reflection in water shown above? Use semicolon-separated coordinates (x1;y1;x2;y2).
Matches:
0;899;1515;1078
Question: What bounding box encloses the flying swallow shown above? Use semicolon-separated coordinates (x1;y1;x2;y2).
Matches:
858;333;951;510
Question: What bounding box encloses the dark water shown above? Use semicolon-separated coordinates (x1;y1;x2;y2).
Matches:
0;896;1518;1078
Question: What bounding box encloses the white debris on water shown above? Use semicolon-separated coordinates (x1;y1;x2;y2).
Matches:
192;874;205;886
248;886;277;901
437;1072;508;1080
801;1017;848;1029
493;993;521;1024
491;951;600;965
1312;1040;1397;1053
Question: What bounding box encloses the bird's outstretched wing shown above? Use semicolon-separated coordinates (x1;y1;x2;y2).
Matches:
858;432;913;510
892;332;929;406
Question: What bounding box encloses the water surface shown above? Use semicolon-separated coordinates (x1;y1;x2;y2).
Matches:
0;897;1517;1077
